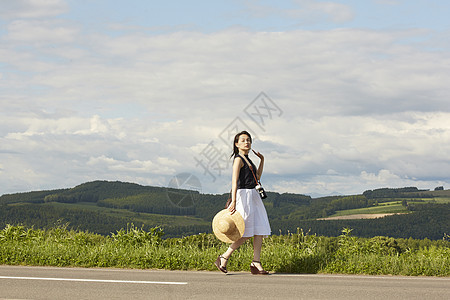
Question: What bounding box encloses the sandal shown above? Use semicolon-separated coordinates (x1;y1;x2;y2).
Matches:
214;255;228;274
250;261;269;275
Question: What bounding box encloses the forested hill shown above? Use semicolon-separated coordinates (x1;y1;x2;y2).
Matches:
0;181;166;204
1;181;449;239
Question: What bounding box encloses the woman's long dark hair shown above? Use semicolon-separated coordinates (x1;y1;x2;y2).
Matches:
230;131;252;158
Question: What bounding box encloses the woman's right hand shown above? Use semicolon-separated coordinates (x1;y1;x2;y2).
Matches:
228;200;236;214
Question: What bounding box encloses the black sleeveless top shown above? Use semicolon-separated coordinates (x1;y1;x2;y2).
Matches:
235;154;257;189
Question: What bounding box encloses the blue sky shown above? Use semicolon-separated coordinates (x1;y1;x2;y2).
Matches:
1;0;450;197
61;0;450;33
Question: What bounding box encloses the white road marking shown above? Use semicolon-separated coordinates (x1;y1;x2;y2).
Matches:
0;276;187;285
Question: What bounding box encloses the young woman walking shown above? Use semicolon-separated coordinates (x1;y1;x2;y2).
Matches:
214;131;271;274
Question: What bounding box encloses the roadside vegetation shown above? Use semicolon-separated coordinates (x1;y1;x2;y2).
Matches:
1;224;448;276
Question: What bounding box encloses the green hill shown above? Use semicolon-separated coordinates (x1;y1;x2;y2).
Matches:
1;181;449;239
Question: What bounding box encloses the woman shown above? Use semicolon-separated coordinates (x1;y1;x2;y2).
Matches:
214;130;271;274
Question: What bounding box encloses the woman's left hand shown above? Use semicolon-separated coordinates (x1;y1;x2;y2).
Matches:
252;149;264;160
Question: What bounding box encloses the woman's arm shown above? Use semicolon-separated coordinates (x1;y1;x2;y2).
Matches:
229;157;243;214
252;150;264;180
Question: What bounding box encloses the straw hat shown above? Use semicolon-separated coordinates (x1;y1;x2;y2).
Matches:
212;209;245;243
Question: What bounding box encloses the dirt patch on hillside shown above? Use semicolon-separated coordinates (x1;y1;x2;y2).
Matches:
317;213;403;220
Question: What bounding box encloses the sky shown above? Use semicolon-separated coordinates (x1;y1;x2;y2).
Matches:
1;0;450;198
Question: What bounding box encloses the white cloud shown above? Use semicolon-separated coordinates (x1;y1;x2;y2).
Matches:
88;155;159;173
0;0;68;19
1;4;450;196
271;169;447;197
6;19;78;44
258;110;450;195
360;169;400;183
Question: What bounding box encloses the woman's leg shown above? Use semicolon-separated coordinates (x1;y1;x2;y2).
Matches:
252;235;264;270
220;236;250;267
252;235;263;261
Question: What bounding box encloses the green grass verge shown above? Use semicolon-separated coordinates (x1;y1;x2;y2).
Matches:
1;225;448;276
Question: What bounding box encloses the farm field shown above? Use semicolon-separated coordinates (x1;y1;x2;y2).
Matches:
324;197;450;219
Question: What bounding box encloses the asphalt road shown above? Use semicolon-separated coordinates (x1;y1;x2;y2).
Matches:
1;265;449;300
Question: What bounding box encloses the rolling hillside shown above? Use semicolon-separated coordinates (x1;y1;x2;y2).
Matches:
1;181;449;239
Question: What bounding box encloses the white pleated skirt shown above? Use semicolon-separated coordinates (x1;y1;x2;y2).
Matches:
235;188;271;237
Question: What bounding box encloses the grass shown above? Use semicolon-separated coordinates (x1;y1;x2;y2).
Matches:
426;197;450;204
0;225;449;276
329;204;408;217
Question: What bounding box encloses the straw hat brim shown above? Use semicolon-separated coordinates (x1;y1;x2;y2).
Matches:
212;209;245;243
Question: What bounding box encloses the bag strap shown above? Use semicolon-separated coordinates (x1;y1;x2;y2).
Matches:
237;154;259;185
